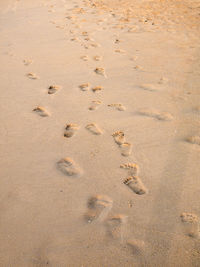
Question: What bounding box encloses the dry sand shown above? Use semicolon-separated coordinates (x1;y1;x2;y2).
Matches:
0;0;200;266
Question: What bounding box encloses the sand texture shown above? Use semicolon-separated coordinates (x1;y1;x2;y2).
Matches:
0;0;200;266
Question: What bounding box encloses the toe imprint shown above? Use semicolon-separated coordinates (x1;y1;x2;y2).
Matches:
120;163;139;175
124;176;147;195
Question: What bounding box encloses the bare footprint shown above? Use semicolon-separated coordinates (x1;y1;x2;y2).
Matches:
89;100;102;110
64;124;79;138
79;83;90;91
138;109;173;121
86;123;103;135
85;195;113;223
80;55;89;61
180;212;199;238
186;136;200;146
139;84;160;92
33;106;50;117
112;131;125;145
23;59;33;66
94;67;107;77
120;142;132;156
120;163;139;175
124;176;147;195
108;103;126;111
93;56;102;61
114;49;126;54
127;239;146;255
92;86;103;92
57;157;82;177
27;72;38;80
105;214;128;240
48;85;61;94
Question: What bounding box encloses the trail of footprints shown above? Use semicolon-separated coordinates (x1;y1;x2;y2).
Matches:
24;3;200;259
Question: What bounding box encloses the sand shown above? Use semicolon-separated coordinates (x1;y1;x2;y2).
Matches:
0;0;200;266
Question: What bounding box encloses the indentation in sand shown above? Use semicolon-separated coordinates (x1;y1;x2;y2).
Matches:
108;103;126;111
186;136;200;145
57;157;82;177
120;163;139;175
138;108;173;121
64;124;79;138
79;83;90;91
86;123;103;135
120;142;132;156
92;86;103;92
124;176;147;195
85;195;113;223
48;85;61;94
112;131;125;145
89;100;102;110
33;106;50;117
27;72;38;79
105;214;128;240
94;67;107;77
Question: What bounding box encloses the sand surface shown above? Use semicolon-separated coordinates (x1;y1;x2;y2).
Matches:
0;0;200;266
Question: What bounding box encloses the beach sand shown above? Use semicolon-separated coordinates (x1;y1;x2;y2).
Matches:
0;0;200;266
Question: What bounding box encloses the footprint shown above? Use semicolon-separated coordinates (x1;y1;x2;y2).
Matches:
93;56;102;61
94;67;107;77
79;83;90;91
139;84;160;92
64;124;79;138
57;157;82;177
120;163;139;175
23;59;33;66
33;106;50;117
90;42;100;48
134;65;144;71
114;49;126;54
89;100;102;110
105;214;128;240
27;72;38;79
48;85;61;94
112;131;125;145
186;136;200;146
120;142;132;156
86;123;103;135
85;195;113;223
138;109;173;121
158;77;168;84
124;176;147;195
80;55;89;61
180;213;199;238
108;103;126;111
92;86;103;92
127;239;146;255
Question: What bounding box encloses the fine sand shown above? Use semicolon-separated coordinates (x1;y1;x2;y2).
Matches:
0;0;200;266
